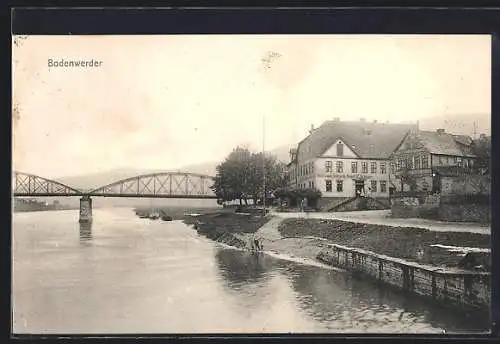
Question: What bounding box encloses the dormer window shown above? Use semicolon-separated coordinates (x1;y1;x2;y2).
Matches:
337;142;344;157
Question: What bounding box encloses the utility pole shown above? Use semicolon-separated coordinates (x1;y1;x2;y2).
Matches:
473;121;477;139
262;114;266;216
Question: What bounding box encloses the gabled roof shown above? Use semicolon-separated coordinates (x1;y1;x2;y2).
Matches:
297;120;416;161
415;131;476;157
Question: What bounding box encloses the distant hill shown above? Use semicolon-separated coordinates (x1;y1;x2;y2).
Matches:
55;145;291;192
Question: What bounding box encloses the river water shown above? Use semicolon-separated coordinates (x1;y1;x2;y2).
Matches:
12;208;489;334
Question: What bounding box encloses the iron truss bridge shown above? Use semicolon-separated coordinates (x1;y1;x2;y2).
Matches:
13;171;217;199
88;172;216;198
13;171;83;197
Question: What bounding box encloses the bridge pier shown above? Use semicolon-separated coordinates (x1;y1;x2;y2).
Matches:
79;195;93;223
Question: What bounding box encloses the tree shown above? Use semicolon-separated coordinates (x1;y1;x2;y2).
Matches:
211;146;287;206
395;168;417;192
473;134;491;173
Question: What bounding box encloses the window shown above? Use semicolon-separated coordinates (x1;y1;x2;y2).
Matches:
390;162;395;174
380;162;386;174
370;162;377;174
337;143;344;157
439;156;444;165
422;155;429;168
311;162;314;174
325;179;332;192
351;161;358;173
370;180;377;193
398;158;404;170
457;157;462;166
336;180;343;192
414;155;421;169
406;156;413;169
325;160;332;173
362;162;368;173
336;161;343;173
311;181;315;189
380;181;387;193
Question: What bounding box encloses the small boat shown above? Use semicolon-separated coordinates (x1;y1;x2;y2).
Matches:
161;215;173;221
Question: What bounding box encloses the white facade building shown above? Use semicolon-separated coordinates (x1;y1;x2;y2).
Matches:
287;119;416;211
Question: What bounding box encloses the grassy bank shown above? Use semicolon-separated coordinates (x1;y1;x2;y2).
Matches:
183;211;271;233
182;210;272;249
278;218;490;269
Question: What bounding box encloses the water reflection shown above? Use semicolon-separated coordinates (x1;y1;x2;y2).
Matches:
214;249;274;288
79;222;92;245
282;263;489;333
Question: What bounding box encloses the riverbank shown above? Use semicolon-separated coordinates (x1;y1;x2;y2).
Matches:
183;210;272;248
277;218;490;270
134;206;222;221
182;211;490;271
182;211;491;314
14;205;75;213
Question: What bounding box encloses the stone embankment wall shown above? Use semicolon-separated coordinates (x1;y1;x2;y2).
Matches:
390;195;439;219
391;193;490;223
320;197;390;212
317;243;490;312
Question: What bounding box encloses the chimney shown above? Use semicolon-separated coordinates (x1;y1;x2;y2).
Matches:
436;128;445;135
333;117;340;122
360;118;366;122
309;124;315;134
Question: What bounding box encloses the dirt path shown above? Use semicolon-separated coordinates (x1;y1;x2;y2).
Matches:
271;210;490;235
233;216;326;261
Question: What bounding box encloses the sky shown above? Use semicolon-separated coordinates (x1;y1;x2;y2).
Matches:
12;35;491;179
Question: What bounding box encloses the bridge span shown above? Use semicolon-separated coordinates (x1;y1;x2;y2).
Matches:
13;171;217;223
